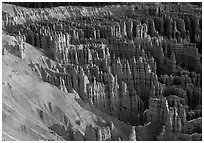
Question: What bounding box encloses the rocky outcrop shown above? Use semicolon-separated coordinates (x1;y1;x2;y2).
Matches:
144;97;169;124
182;117;202;134
2;2;202;141
129;126;137;141
7;4;201;133
160;72;202;114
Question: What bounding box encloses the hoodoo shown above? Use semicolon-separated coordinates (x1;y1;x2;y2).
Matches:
2;2;202;141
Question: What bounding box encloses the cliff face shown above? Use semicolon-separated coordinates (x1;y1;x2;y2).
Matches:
2;2;202;141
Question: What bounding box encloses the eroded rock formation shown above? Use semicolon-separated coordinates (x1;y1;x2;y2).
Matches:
2;2;202;141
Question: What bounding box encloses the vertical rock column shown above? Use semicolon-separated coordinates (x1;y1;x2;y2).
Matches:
126;19;133;40
78;67;90;99
145;97;169;124
165;107;182;133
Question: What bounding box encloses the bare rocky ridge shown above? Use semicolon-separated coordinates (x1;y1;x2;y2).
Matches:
2;2;202;141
